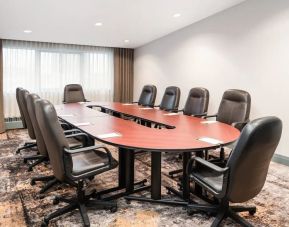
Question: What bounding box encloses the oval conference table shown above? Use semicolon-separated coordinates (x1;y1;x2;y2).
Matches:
55;102;240;206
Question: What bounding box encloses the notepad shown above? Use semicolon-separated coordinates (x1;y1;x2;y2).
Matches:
58;114;74;117
122;103;135;106
200;120;217;124
74;122;90;126
97;132;122;139
164;113;179;116
140;107;153;110
198;137;224;145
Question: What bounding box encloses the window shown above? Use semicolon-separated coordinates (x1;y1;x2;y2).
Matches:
3;40;114;118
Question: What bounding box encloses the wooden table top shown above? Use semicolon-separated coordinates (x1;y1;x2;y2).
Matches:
56;102;240;152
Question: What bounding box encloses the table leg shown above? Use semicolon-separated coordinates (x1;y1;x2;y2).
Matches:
125;149;135;193
151;151;162;200
181;152;191;200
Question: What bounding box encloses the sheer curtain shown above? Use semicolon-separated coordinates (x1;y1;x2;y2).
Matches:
3;40;114;118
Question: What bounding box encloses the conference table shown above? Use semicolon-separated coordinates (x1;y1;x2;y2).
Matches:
55;102;240;205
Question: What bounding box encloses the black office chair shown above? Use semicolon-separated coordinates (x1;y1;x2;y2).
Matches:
28;94;87;193
168;87;209;178
157;86;181;112
205;89;251;162
16;87;27;128
186;116;282;227
16;89;37;154
35;99;118;227
135;85;157;107
63;84;87;103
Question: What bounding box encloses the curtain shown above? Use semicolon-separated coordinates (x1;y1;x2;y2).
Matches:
0;39;5;133
114;48;134;103
3;40;114;118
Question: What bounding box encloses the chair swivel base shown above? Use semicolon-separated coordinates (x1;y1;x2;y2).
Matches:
31;175;60;194
41;183;117;227
23;155;47;171
187;201;256;227
16;142;37;154
93;179;149;201
168;168;182;178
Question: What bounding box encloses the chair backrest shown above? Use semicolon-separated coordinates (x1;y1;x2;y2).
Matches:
138;85;157;107
26;94;48;157
18;89;35;139
35;99;70;182
217;89;251;125
183;87;209;116
159;86;181;111
227;116;282;203
16;87;27;128
63;84;86;103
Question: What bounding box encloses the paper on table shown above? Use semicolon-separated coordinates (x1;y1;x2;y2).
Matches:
140;107;153;110
200;120;217;124
198;137;224;145
97;132;122;139
78;102;86;104
122;103;135;105
164;113;179;116
74;122;90;126
58;114;74;117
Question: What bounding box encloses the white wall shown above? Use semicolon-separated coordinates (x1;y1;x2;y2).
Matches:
134;0;289;157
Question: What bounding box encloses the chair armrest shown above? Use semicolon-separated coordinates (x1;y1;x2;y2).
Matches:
60;122;71;130
232;120;249;131
154;105;160;108
203;114;218;119
63;129;82;135
132;101;138;104
64;145;113;164
177;109;184;112
186;157;229;175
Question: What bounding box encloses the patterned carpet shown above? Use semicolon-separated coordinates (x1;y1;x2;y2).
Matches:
0;129;288;227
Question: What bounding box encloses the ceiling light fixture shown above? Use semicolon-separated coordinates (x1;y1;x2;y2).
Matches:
124;39;130;43
23;30;32;33
95;22;103;26
173;13;181;18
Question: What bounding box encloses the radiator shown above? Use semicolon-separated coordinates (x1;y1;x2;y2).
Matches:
4;117;24;129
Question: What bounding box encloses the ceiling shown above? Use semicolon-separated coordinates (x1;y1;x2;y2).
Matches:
0;0;245;48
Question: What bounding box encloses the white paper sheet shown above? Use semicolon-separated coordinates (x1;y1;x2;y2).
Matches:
198;137;224;145
74;122;90;126
122;103;135;105
140;107;153;110
164;113;179;116
97;132;122;139
200;120;217;124
58;114;74;117
78;102;86;104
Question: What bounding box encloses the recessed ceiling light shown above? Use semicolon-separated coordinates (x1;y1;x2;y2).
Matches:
95;22;103;26
23;30;32;33
173;13;181;18
124;40;130;43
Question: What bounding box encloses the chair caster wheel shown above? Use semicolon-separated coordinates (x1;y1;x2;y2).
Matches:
28;167;33;172
249;209;256;215
23;159;27;164
125;199;131;204
110;206;117;213
30;180;36;186
41;220;48;227
53;197;60;205
167;190;171;195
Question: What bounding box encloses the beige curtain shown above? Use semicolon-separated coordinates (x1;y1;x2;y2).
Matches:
0;39;5;133
113;48;134;102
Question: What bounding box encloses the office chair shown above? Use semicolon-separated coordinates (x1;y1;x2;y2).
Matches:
157;86;181;111
35;99;118;227
16;88;37;154
204;89;251;163
16;87;27;128
186;116;282;227
135;85;157;107
168;87;209;178
63;84;87;103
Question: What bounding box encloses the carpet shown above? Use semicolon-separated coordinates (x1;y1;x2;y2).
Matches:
0;129;288;227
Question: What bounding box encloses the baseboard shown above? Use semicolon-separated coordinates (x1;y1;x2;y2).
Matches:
5;121;23;130
272;154;289;167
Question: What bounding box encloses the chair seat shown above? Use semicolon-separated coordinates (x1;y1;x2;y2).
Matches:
71;149;117;176
190;167;223;193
